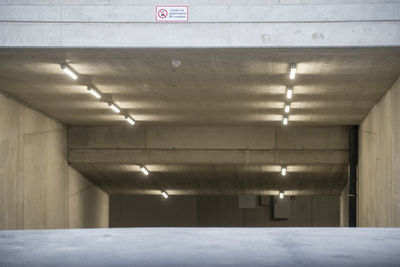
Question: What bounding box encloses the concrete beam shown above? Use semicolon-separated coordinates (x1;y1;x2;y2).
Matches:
69;126;348;164
69;126;349;150
1;3;399;23
0;1;399;47
68;126;348;195
69;149;347;165
1;22;398;48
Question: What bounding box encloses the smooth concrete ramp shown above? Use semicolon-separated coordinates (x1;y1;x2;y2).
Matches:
1;228;400;266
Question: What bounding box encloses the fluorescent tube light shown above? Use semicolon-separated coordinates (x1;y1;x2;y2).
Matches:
108;103;120;113
125;116;135;126
140;166;149;176
61;64;78;80
161;191;169;199
281;166;287;176
87;86;101;99
286;87;293;99
289;63;296;80
279;191;284;199
284;104;290;113
283;116;288;126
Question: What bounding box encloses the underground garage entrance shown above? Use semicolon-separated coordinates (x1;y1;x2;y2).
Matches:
1;1;400;266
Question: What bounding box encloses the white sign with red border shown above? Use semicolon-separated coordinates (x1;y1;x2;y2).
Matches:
156;6;188;22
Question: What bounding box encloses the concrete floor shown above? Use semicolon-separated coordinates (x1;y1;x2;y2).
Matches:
1;228;400;266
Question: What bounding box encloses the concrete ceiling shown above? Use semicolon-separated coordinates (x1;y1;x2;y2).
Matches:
0;48;400;126
1;48;399;196
72;163;347;195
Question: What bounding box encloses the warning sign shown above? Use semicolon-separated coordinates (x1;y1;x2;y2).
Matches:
156;6;188;22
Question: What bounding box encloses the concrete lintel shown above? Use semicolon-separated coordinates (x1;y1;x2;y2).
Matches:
1;21;399;47
1;4;399;23
68;126;349;150
68;149;348;165
1;1;399;47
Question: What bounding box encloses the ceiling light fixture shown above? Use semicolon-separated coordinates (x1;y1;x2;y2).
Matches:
161;191;169;199
283;116;288;126
279;191;284;199
289;63;296;80
140;166;149;176
60;64;78;80
286;87;293;99
284;104;290;113
108;103;120;113
281;166;287;176
125;116;135;126
87;86;101;99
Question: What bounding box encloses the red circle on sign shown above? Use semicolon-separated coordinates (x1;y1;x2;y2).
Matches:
158;9;168;19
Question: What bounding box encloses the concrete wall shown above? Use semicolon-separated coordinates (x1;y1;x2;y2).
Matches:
0;93;108;230
110;195;340;227
1;1;399;48
358;76;400;227
68;168;109;228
